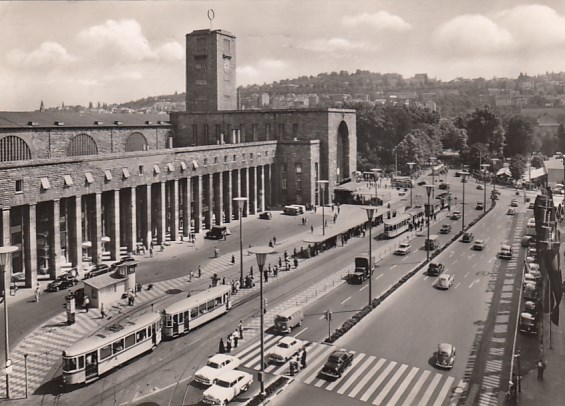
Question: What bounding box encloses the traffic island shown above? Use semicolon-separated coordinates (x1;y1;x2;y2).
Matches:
245;376;292;406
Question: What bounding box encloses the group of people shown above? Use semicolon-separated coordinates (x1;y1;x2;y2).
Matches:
218;321;244;354
289;348;308;375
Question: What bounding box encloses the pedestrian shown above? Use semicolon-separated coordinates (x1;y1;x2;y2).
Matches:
149;247;154;257
160;243;165;252
83;295;90;312
294;258;298;269
231;254;235;264
250;266;254;276
274;266;278;277
264;269;269;283
219;338;225;354
226;335;232;353
100;303;106;319
222;276;226;285
198;265;202;278
273;235;277;245
311;225;314;233
239;320;244;338
233;331;239;348
34;286;40;302
214;247;219;258
278;257;282;267
301;348;307;368
537;359;546;379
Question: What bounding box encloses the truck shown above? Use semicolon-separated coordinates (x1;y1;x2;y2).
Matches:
350;255;375;284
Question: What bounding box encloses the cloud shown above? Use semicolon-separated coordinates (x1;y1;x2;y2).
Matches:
341;11;412;32
433;14;514;56
299;37;372;54
237;58;289;85
154;41;184;62
6;41;75;68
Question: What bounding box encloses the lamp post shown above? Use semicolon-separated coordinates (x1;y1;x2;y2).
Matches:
424;185;435;261
249;246;274;397
514;352;522;392
491;158;499;195
233;197;248;287
407;162;415;208
481;164;489;214
371;168;379;204
317;180;329;235
0;245;18;399
362;207;375;306
460;171;469;232
429;157;437;198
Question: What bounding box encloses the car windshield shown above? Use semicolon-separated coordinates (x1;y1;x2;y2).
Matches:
207;361;221;369
278;342;290;349
216;379;232;388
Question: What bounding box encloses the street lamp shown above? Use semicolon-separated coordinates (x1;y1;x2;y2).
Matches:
407;162;415;208
0;245;18;399
371;168;379;204
233;197;248;287
249;246;274;397
317;180;329;235
429;157;437;198
362;207;375;306
424;185;435;261
491;158;499;195
460;171;469;232
514;352;522;392
480;164;489;214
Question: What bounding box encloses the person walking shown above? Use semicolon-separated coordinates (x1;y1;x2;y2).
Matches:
250;266;254;277
198;265;202;278
83;295;90;312
34;286;40;302
233;331;239;348
537;359;546;379
301;348;307;368
226;335;232;353
239;320;244;339
100;303;106;319
273;235;277;245
311;225;314;233
149;246;154;257
264;269;269;283
219;338;225;354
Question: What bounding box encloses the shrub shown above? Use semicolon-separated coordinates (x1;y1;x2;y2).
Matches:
247;377;290;406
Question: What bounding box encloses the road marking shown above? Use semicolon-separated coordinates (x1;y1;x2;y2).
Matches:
432;376;455;406
455;282;461;289
469;278;480;288
373;363;408;405
360;361;397;402
375;274;383;280
453;259;458;264
327;353;364;391
387;366;419;406
337;355;374;394
418;373;442;406
360;285;368;291
391;265;397;269
341;296;351;305
464;272;469;278
294;328;308;337
403;369;430;406
319;315;325;320
349;358;385;398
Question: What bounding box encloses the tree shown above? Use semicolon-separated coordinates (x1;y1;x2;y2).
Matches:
509;154;527;180
437;118;467;151
504;116;536;156
460;143;490;171
531;155;544;168
393;128;442;172
558;124;565;152
461;106;506;153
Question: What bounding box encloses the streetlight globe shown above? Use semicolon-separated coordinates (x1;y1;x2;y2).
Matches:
233;196;248;208
249;246;275;267
424;184;435;197
0;246;18;265
362;206;376;221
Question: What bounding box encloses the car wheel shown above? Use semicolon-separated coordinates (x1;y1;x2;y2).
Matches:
54;286;59;292
242;383;250;392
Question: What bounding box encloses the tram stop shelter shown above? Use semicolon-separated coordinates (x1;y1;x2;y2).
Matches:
82;261;138;309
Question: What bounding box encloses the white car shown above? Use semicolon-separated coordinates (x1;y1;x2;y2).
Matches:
434;274;454;290
202;370;253;405
267;336;303;363
395;243;411;256
194;354;241;386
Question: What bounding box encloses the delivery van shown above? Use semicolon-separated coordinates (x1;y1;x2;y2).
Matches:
274;306;304;333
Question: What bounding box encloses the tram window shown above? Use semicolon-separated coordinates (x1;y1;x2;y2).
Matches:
113;339;124;354
199;303;206;314
136;330;147;342
63;357;77;371
173;314;178;324
207;299;215;311
215;296;222;306
148;327;152;337
191;307;198;318
78;356;84;369
100;345;112;360
125;334;135;349
179;313;184;323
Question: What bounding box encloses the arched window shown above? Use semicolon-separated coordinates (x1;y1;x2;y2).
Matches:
0;136;32;162
125;132;148;152
67;134;98;156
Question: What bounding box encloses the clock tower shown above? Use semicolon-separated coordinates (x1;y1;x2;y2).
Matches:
186;29;237;112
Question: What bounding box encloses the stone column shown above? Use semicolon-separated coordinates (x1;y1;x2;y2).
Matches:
1;207;10;246
51;200;61;277
194;176;202;233
171;179;179;241
25;204;38;288
214;172;223;225
249;167;257;215
158;181;166;244
205;175;213;229
145;184;152;248
110;190;120;260
224;171;233;223
93;193;102;264
259;165;265;212
242;168;249;217
182;177;192;238
128;187;137;252
70;196;83;271
233;170;241;220
265;164;272;209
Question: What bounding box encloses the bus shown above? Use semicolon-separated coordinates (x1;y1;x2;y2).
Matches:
384;213;412;238
392;176;413;189
62;312;162;385
162;285;232;339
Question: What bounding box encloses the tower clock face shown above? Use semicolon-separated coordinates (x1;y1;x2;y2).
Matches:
223;58;231;73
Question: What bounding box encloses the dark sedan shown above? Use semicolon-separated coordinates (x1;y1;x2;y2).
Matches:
47;274;79;292
320;350;354;380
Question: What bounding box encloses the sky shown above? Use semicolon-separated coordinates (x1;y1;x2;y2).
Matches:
1;0;565;111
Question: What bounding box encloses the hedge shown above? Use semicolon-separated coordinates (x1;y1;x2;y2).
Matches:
246;376;290;406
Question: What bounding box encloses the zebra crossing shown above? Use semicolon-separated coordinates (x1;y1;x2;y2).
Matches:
234;334;465;406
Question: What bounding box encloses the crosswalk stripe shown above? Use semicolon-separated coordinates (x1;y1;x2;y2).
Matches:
337;355;376;395
349;358;386;398
403;370;430;406
433;376;455;406
418;373;442;406
360;360;397;402
327;353;364;392
373;363;408;405
387;366;419;406
237;335;280;363
302;346;338;384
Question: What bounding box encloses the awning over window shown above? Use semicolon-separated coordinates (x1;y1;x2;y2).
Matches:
104;169;113;181
192;160;199;169
40;177;50;190
167;163;174;172
122;168;130;178
85;172;94;184
153;164;160;174
63;175;73;186
180;161;187;171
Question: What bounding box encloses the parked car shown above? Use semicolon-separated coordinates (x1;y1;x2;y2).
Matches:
427;262;445;276
84;264;110;279
462;232;474;243
194;354;241;386
528;202;535;209
434;274;454;290
320;350;354;380
267;336;303;363
395;243;411;255
205;225;228;240
473;240;486;251
476;184;484;190
201;370;252;406
258;211;272;220
435;343;456;369
417;180;427;186
475;202;484;210
507;208;517;215
511;200;519;207
451;211;462;220
522;236;535;247
439;183;450;190
499;244;513;259
47;274;79;292
440;224;452;234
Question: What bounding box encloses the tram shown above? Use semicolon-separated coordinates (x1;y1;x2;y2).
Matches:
62;312;161;385
384;213;412;238
162;285;232;339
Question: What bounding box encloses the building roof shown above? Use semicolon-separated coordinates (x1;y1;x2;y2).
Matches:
544;158;564;170
83;272;128;290
0;111;170;129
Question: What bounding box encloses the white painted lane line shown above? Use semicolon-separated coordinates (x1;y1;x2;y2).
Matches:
327;353;364;391
319;315;325;320
302;346;338;384
349;358;385;398
360;361;397;402
336;355;374;394
360;285;368;291
293;328;308;337
469;278;480;288
391;265;397;269
432;376;455;406
375;274;383;280
455;282;461;289
402;370;430;406
417;373;442;406
464;272;469;278
387;366;419;406
373;363;408;405
341;296;351;305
